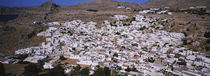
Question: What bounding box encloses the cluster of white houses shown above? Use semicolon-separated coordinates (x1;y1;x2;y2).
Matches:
1;14;210;75
139;8;172;15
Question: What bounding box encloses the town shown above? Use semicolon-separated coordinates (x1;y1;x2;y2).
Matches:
1;12;210;75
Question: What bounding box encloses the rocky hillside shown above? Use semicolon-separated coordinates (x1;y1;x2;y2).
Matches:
72;0;141;9
141;0;210;9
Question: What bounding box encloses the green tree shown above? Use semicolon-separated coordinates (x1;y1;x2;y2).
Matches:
93;67;111;76
94;68;104;76
48;64;65;76
80;67;90;76
116;66;122;70
74;64;81;71
60;55;66;60
113;53;118;57
125;66;131;72
70;65;81;75
70;65;90;76
0;62;5;76
104;67;111;76
131;66;138;72
23;64;41;76
38;60;45;69
147;57;155;63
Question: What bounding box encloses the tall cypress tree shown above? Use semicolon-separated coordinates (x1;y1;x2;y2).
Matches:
0;62;5;76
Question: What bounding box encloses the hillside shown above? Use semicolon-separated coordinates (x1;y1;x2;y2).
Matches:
0;0;210;76
141;0;210;9
0;0;141;55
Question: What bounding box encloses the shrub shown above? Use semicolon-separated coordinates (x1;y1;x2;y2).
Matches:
125;66;131;72
125;66;138;72
113;53;118;57
131;66;138;72
2;26;16;31
115;32;121;35
93;66;111;76
93;68;104;76
80;67;90;76
70;65;90;76
116;66;122;70
138;26;146;31
204;32;210;38
146;57;155;63
131;17;136;21
23;64;41;76
132;43;138;47
104;67;111;76
48;64;65;76
70;65;81;75
86;9;98;12
59;55;66;60
177;59;186;65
